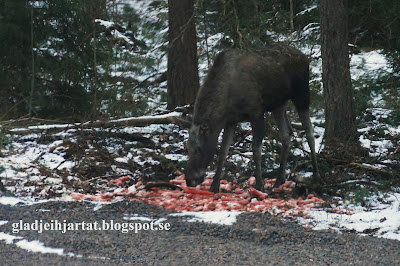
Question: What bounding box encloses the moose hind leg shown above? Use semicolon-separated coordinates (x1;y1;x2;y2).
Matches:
209;124;235;193
297;108;321;182
272;106;292;187
251;115;265;191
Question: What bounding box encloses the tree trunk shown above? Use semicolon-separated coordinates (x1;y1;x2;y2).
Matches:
320;0;358;148
167;0;200;110
29;6;35;117
289;0;294;31
0;178;5;192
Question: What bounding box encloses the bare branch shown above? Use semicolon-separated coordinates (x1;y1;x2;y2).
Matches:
4;112;191;135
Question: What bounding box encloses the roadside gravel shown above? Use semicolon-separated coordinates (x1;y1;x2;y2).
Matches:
1;200;399;265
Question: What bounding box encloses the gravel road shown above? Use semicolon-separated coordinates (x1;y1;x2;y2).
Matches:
1;200;399;265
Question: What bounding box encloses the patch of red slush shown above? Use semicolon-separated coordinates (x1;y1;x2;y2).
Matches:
70;173;324;217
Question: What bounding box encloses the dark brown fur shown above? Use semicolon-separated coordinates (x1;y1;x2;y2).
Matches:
186;43;320;192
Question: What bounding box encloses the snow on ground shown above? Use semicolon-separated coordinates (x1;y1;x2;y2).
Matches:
0;197;27;206
298;193;400;241
0;220;111;259
16;239;65;256
170;211;242;226
351;50;392;79
0;221;68;256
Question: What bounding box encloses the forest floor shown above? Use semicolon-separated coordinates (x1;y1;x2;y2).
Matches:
0;106;399;245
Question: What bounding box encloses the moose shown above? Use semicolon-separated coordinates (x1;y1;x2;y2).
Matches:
185;43;320;193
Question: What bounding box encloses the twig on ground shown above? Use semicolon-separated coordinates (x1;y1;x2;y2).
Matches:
144;182;183;191
81;173;136;184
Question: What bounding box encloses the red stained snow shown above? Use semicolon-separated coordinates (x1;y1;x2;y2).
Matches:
70;175;324;217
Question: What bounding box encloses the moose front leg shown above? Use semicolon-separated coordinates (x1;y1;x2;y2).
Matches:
251;115;265;191
209;124;235;193
272;106;292;188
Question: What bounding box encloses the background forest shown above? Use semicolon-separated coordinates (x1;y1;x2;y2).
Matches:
0;0;399;211
1;0;399;121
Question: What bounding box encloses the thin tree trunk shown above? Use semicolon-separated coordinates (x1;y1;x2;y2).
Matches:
320;0;358;148
93;19;98;116
29;6;35;116
167;0;200;110
289;0;294;31
202;0;210;67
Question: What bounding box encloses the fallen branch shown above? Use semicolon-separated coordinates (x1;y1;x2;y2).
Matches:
93;112;191;129
5;112;191;135
0;116;69;126
348;162;394;177
81;173;137;184
322;152;396;178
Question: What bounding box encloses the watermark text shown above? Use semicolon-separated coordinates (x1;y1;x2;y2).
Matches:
12;219;170;234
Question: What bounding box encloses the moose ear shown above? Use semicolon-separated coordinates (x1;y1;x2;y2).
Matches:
199;122;210;136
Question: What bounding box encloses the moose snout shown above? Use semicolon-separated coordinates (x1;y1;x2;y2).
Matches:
185;170;205;187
